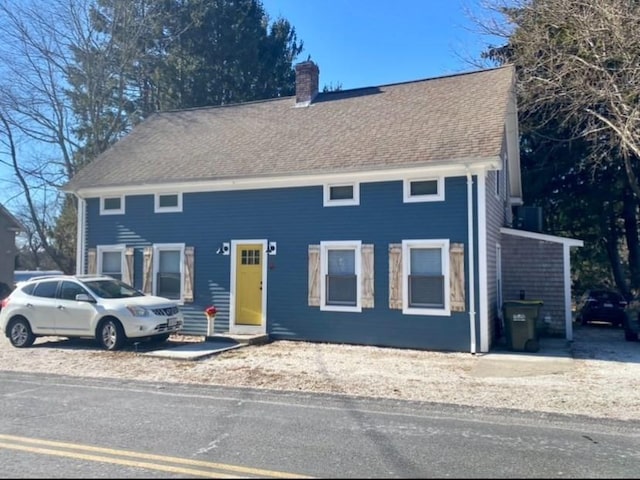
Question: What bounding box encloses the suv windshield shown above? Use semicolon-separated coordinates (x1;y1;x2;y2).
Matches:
590;290;623;303
83;279;145;299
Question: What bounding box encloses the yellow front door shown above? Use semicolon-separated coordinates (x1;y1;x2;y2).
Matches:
235;244;263;326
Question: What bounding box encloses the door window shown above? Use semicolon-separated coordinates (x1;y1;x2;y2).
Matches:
241;249;261;265
59;281;89;301
32;281;59;298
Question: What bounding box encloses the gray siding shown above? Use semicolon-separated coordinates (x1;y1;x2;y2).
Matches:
84;177;477;352
484;135;511;348
485;169;505;347
0;215;18;286
501;235;565;336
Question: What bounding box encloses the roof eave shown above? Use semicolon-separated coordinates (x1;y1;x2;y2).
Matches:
500;227;584;247
67;156;502;198
0;204;24;232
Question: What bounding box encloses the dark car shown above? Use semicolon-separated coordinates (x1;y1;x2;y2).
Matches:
623;301;640;341
0;282;12;312
0;282;11;297
576;289;628;327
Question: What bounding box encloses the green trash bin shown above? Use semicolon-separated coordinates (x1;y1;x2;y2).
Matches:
502;300;544;352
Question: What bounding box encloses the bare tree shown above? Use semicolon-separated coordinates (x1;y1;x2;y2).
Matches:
0;0;162;272
0;111;71;270
12;205;60;271
0;0;89;271
477;0;640;198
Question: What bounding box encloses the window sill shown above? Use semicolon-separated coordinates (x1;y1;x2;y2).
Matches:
320;305;362;313
402;307;450;316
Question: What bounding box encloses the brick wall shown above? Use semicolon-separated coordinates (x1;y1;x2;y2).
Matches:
295;61;319;104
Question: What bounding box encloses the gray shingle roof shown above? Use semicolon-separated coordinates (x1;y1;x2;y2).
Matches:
64;65;514;192
0;203;23;231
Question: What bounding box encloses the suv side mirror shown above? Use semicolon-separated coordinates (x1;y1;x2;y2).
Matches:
75;293;96;303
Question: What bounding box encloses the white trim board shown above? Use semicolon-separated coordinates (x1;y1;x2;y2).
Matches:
500;227;584;247
68;158;500;198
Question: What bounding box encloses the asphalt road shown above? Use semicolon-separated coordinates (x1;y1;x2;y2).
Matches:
0;370;639;478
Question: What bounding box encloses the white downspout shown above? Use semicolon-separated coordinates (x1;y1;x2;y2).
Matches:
563;243;573;342
477;174;489;353
467;170;477;354
75;195;85;275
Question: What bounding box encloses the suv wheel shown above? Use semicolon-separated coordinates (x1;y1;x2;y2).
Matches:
97;318;125;351
8;318;35;348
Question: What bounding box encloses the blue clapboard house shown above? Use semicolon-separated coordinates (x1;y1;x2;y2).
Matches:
63;61;582;353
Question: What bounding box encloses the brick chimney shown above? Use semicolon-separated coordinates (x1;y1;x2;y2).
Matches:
295;60;319;106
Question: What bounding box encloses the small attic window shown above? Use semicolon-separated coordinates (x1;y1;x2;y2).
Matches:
100;196;124;215
155;193;182;213
403;178;444;203
323;183;360;207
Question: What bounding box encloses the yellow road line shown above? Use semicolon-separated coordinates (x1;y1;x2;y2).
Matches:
0;434;312;479
0;441;239;478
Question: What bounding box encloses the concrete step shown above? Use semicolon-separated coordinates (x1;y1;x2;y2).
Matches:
204;333;270;346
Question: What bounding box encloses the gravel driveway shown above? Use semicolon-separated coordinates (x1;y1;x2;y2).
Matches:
0;322;639;421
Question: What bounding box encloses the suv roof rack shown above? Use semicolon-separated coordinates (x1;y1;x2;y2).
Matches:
23;275;63;281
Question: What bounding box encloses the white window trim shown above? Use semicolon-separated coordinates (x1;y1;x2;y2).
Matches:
320;240;362;312
100;196;125;215
403;177;445;203
402;239;450;316
323;183;360;207
152;243;185;303
96;244;126;278
154;192;183;213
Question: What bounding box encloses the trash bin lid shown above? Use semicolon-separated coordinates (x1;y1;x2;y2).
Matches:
503;300;544;306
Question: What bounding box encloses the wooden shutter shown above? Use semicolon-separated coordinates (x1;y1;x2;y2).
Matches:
87;248;97;275
123;247;134;286
388;243;403;309
361;244;374;308
450;243;465;312
183;246;195;303
308;244;320;306
142;246;153;294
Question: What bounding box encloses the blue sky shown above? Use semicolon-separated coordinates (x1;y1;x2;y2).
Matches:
261;0;501;90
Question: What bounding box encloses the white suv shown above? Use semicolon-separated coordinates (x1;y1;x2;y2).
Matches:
0;275;183;351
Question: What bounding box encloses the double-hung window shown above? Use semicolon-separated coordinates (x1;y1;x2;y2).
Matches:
402;239;450;315
320;241;361;312
153;244;184;300
97;245;126;281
